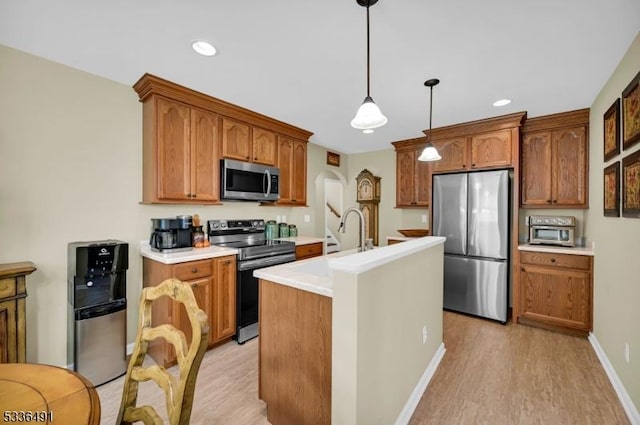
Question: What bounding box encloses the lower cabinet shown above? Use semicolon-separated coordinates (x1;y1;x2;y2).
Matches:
143;255;237;367
518;251;592;335
295;242;323;260
0;262;36;363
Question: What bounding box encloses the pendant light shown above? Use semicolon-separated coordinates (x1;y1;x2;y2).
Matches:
351;0;387;132
418;78;442;161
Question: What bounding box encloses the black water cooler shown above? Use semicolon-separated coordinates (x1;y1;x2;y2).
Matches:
67;240;128;386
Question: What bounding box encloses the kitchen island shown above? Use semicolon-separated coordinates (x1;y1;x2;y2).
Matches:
255;236;446;425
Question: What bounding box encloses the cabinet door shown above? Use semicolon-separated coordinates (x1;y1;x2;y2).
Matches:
552;126;587;207
0;299;17;363
213;256;236;343
221;117;251;161
396;150;417;207
520;265;591;331
470;130;512;169
521;132;553;205
252;128;277;166
415;152;431;206
291;140;307;205
173;277;213;347
276;136;293;203
432;137;468;172
191;108;220;202
157;97;191;200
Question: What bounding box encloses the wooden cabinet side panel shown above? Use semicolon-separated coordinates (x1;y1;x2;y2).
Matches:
521;132;553;205
191;108;220;202
552;126;588;207
252;128;277;166
259;280;331;425
221;118;251;161
416;157;431;206
0;300;14;363
470;130;512;168
157;98;192;200
520;265;591;331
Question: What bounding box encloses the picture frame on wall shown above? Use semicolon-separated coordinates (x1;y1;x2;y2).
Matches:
603;98;620;161
622;70;640;150
622;149;640;218
603;162;620;217
326;151;340;167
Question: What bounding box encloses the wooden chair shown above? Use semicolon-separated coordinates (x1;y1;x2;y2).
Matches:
116;278;210;425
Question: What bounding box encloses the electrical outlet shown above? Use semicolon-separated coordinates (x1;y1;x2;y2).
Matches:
282;215;287;223
304;214;311;223
422;325;428;344
421;215;427;223
625;343;630;364
276;215;282;222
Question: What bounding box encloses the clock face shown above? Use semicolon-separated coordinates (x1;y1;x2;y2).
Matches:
358;179;373;201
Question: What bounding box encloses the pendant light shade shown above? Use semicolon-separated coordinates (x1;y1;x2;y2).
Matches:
351;0;387;131
419;78;442;162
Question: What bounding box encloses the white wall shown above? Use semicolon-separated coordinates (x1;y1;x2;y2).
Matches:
0;44;345;366
585;32;640;413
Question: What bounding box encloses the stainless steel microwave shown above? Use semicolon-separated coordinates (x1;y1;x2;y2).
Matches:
528;215;575;247
221;159;280;202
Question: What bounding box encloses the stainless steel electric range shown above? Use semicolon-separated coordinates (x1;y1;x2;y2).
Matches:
208;219;296;343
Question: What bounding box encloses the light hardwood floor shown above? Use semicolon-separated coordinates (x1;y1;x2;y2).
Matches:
97;312;630;424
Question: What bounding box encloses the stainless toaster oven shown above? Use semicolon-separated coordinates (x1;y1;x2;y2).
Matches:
528;215;575;247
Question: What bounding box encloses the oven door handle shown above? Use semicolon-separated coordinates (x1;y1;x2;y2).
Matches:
238;253;296;271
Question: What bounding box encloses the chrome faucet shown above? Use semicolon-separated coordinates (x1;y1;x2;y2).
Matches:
338;207;369;252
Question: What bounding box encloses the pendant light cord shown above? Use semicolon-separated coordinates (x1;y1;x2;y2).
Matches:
428;85;433;142
366;2;371;98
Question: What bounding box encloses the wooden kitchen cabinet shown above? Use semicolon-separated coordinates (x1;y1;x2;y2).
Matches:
431;137;468;172
393;139;431;207
276;136;307;205
295;242;323;260
520;109;589;208
0;262;36;363
143;255;237;367
431;130;513;172
518;250;592;335
145;96;220;203
133;74;312;205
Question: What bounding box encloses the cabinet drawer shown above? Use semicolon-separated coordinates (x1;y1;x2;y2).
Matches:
296;243;323;259
520;251;591;270
173;259;213;281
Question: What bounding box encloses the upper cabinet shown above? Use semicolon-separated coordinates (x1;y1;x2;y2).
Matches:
277;136;307;206
393;112;526;208
520;109;589;208
133;74;313;204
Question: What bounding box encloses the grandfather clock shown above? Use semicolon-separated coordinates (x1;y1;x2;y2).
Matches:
356;169;381;246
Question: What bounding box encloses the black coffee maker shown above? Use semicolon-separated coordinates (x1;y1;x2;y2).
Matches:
150;215;193;253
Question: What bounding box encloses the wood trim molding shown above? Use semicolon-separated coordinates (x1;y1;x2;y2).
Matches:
423;111;527;141
0;262;36;280
133;73;314;141
521;108;590;133
391;136;427;150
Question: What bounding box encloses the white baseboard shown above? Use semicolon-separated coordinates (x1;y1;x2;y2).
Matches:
394;342;446;425
589;333;640;425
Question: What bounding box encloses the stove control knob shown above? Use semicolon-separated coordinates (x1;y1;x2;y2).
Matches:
221;222;227;228
252;220;258;227
212;222;219;229
258;220;264;226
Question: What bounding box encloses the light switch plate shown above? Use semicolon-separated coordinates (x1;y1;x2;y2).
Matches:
421;215;427;223
304;214;311;223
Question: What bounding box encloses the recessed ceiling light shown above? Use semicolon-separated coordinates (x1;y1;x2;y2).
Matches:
363;129;374;134
493;99;511;107
191;41;217;57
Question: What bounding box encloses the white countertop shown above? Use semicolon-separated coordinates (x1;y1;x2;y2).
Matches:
140;242;238;264
274;236;325;245
387;236;418;242
255;236;446;297
518;241;595;256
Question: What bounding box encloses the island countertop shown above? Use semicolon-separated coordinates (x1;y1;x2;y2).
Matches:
254;236;446;297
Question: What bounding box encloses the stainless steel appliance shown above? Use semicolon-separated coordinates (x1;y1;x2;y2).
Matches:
208;219;295;343
528;215;575;247
149;216;193;253
221;159;280;202
67;240;128;386
432;170;510;323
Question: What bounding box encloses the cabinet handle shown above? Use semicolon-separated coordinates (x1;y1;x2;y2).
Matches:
520;267;525;272
192;283;198;288
191;268;198;273
254;157;258;160
550;258;556;263
552;200;557;203
472;163;476;167
462;165;466;168
547;200;552;204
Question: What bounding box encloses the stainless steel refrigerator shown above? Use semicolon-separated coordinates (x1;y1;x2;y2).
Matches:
432;170;510;323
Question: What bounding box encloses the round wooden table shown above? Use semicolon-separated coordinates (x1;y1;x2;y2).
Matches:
0;363;100;424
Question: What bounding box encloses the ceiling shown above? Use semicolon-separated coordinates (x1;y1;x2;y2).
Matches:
1;0;639;154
